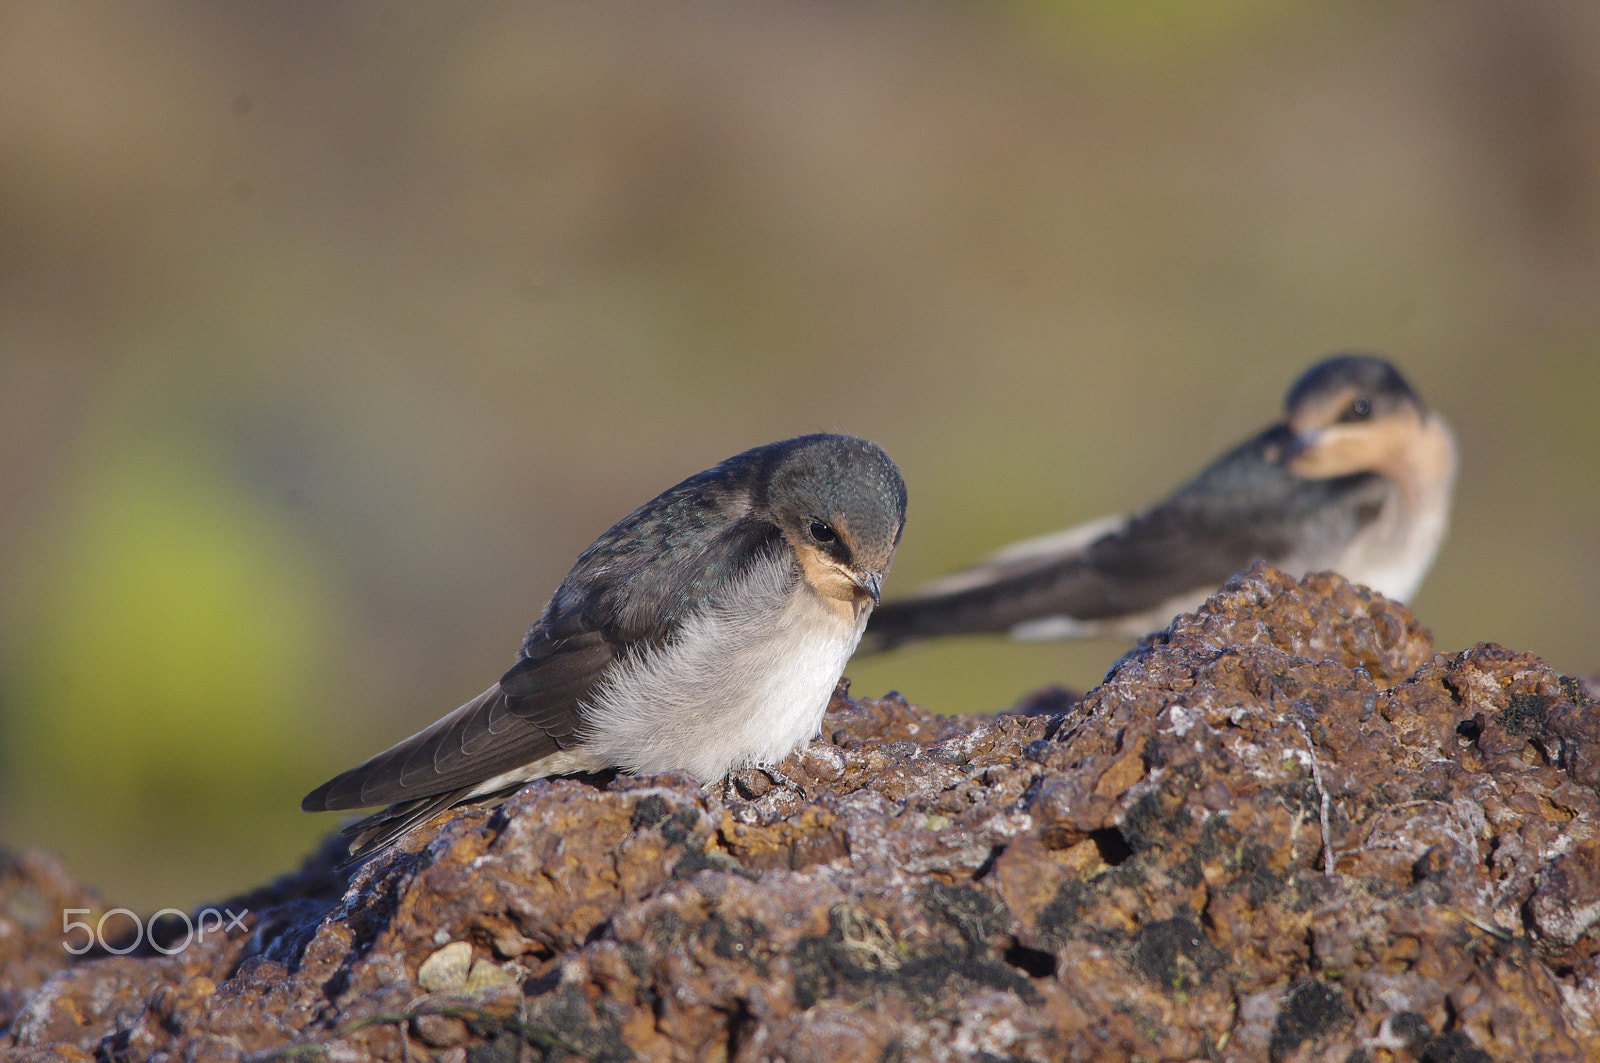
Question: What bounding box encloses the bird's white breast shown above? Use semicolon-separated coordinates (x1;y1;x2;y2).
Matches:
1291;414;1457;604
578;551;863;782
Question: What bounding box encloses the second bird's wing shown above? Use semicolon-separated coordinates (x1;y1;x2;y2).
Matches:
863;427;1389;650
861;503;1292;649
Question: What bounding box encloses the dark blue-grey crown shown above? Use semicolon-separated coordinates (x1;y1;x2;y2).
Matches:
759;433;907;551
1285;353;1421;416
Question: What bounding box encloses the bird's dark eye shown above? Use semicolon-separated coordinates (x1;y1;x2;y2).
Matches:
1340;396;1373;423
808;520;837;543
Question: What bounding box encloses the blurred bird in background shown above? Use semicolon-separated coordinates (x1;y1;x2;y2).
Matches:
304;433;906;860
863;354;1454;652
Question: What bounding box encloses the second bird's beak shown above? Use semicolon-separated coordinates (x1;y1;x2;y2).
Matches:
1286;429;1320;461
853;570;884;605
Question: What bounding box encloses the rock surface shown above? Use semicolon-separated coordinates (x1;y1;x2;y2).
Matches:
4;564;1600;1061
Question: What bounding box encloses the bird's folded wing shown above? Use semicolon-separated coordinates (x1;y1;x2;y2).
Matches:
867;504;1288;647
865;463;1391;651
300;628;616;812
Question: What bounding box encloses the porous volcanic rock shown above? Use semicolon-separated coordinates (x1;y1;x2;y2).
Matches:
4;564;1600;1062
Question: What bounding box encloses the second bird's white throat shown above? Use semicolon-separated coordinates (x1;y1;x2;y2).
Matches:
579;550;864;782
1317;412;1456;604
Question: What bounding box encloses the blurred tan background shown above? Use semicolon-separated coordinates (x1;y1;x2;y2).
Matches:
2;2;1597;910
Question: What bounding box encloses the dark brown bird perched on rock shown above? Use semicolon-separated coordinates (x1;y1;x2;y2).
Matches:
304;433;906;860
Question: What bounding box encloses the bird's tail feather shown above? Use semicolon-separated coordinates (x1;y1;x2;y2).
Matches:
336;787;475;868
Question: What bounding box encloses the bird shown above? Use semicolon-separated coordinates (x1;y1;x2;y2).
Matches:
862;353;1454;653
303;433;907;860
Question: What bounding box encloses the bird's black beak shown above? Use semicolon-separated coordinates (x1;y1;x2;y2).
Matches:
853;570;883;605
1286;429;1319;461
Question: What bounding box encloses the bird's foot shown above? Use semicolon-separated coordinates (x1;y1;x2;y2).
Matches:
723;765;807;803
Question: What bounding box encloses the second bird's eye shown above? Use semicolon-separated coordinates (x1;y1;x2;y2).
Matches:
1340;397;1373;423
809;520;837;543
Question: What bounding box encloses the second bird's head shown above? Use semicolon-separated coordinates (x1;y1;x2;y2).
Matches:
758;434;907;613
1281;353;1437;480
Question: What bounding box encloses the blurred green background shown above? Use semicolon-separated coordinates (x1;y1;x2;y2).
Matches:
2;3;1596;910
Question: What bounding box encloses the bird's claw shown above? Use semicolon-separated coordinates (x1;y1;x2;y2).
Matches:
723;766;807;802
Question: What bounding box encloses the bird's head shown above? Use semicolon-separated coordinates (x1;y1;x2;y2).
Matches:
1282;354;1430;480
761;434;907;613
